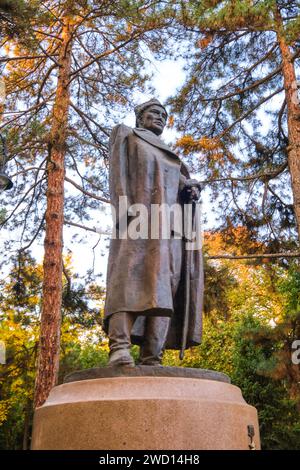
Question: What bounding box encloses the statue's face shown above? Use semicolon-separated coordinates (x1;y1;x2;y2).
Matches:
139;105;167;136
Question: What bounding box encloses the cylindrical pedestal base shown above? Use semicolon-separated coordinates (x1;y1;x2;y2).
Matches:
31;367;260;450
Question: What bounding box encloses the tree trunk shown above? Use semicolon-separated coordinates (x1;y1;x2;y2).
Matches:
275;6;300;240
34;19;73;409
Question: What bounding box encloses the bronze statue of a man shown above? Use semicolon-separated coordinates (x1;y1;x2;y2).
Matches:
104;98;203;366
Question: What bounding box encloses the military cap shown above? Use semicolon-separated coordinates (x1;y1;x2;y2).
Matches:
134;98;168;126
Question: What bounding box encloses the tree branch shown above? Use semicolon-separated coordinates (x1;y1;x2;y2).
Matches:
70;101;110;137
218;87;285;138
0;54;59;63
64;219;110;235
202;62;282;102
200;162;288;185
0;176;46;227
69;32;142;78
0;93;55;129
208;252;300;260
19;212;45;252
62;261;71;294
65;176;110;203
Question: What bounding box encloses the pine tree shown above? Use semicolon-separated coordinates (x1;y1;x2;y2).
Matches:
0;0;35;38
168;0;300;252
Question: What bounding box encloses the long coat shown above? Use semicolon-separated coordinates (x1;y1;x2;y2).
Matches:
104;124;203;350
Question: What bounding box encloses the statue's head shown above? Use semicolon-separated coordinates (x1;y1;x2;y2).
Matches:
134;98;168;136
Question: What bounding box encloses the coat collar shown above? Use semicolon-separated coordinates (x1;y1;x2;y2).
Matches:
133;127;180;161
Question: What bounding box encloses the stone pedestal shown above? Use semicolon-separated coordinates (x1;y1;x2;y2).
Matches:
31;366;260;450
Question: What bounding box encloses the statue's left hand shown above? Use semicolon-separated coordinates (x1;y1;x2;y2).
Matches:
182;179;202;201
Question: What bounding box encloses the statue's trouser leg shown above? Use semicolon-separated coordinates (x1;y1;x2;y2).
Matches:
139;237;183;365
108;311;137;353
139;316;171;365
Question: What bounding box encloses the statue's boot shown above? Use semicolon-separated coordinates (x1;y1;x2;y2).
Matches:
139;316;171;366
107;311;136;367
107;349;134;367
